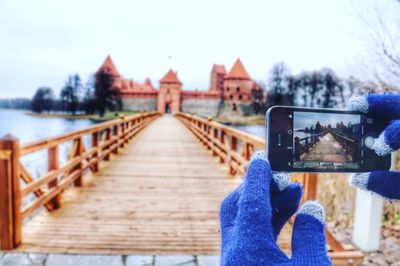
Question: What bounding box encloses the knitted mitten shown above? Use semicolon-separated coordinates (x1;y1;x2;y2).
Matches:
220;151;332;266
348;94;400;200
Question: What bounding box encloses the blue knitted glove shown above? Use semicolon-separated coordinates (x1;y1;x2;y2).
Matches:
220;151;332;266
348;94;400;200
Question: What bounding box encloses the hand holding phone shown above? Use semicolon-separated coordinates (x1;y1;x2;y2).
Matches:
266;105;391;173
348;94;400;200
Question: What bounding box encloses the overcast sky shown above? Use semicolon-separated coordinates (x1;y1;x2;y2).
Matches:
0;0;397;98
294;111;360;130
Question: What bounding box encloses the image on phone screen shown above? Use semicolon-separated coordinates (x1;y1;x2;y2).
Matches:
293;111;360;170
266;106;391;172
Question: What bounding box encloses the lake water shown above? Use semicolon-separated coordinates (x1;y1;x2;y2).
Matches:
294;131;313;139
0;109;94;144
233;124;265;139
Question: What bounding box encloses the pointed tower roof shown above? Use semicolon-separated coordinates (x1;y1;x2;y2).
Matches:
121;79;132;90
143;77;154;90
144;77;153;87
225;58;251;80
160;69;182;84
97;55;121;76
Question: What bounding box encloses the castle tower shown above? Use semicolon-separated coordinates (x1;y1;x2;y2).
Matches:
158;69;182;113
209;64;226;93
96;55;122;89
223;58;253;102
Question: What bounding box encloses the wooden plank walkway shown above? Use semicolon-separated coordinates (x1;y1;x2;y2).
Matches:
17;115;243;255
301;133;352;162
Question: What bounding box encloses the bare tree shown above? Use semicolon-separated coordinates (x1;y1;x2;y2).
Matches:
352;0;400;90
60;74;82;115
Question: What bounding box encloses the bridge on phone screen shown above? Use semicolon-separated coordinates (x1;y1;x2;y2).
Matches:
295;131;358;169
0;113;363;264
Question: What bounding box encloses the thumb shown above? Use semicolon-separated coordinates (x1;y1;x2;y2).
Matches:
291;201;331;265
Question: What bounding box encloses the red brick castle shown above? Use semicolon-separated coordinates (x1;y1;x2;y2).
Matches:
96;56;262;116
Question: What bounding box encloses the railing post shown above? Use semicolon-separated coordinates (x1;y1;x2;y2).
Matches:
48;145;61;209
128;120;134;140
69;137;83;187
206;118;213;150
119;114;126;148
113;124;119;154
92;131;99;172
303;173;317;201
220;131;226;163
243;143;252;161
229;136;237;175
0;134;22;250
104;128;111;161
212;128;218;156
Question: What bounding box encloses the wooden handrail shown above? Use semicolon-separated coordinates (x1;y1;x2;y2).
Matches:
176;112;264;175
20;112;158;155
0;111;161;250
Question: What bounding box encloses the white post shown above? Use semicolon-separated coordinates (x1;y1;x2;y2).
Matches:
352;189;383;251
352;153;395;251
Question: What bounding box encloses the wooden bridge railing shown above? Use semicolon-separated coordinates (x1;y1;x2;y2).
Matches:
331;132;358;162
175;112;364;263
294;133;325;160
0;111;161;250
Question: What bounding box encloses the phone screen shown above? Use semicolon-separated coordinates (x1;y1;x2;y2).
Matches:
266;106;391;172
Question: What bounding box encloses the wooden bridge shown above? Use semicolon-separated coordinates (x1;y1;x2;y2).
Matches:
0;112;363;265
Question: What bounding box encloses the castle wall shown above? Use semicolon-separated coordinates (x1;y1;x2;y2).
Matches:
223;79;254;102
122;97;157;112
181;98;220;117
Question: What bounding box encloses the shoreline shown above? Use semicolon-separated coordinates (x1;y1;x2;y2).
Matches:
22;110;264;125
27;112;97;120
26;111;138;121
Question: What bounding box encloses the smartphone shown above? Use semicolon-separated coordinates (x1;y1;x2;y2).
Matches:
266;106;392;172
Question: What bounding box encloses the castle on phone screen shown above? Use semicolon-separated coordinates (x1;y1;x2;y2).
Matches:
96;56;262;117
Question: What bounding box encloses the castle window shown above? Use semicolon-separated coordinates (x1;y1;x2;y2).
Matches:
229;95;233;100
239;95;243;100
227;87;230;92
236;86;240;92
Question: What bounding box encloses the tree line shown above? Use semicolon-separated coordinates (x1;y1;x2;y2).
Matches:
29;69;122;117
249;62;378;115
0;98;31;110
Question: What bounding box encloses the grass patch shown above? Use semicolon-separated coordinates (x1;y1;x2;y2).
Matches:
214;115;265;126
100;111;138;120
